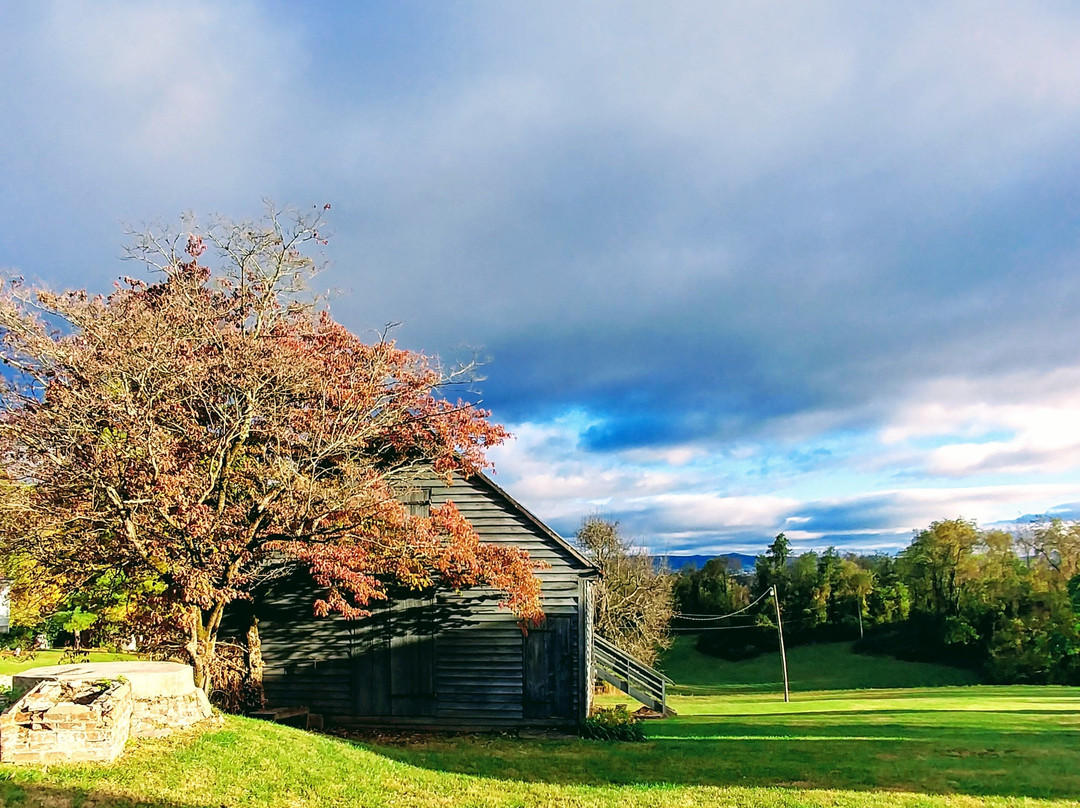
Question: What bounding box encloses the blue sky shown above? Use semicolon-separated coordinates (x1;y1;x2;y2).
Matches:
4;1;1080;555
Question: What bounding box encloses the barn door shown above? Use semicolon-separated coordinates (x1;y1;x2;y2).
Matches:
389;597;436;716
351;596;436;717
523;615;576;720
351;609;391;716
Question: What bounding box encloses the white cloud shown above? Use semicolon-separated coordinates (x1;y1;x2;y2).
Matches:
879;367;1080;477
487;417;695;526
617;444;709;467
648;493;801;530
486;411;1080;554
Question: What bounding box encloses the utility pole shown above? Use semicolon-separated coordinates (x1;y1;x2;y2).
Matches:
772;585;790;703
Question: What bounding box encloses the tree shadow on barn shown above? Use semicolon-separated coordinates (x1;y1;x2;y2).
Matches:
250;573;520;721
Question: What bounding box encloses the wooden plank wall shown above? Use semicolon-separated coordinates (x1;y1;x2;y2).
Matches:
258;582;356;718
258;470;595;727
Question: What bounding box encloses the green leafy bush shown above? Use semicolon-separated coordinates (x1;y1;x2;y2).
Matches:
0;684;27;710
580;706;645;742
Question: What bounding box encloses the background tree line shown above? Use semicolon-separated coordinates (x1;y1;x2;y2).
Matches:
673;519;1080;684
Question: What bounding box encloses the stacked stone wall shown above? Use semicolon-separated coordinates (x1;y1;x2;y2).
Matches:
0;680;132;765
131;689;213;738
13;661;212;740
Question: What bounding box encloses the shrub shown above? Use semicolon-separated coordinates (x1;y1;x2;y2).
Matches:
853;615;982;669
580;706;645;742
695;622;861;661
0;684;27;711
0;625;42;652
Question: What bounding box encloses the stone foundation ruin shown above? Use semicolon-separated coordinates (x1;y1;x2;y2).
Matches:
1;662;212;764
0;679;132;764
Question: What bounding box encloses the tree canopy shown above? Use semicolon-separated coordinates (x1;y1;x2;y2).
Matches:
0;206;542;695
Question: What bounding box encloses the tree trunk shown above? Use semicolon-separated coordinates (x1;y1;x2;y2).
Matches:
246;616;265;709
186;600;265;710
186;605;221;695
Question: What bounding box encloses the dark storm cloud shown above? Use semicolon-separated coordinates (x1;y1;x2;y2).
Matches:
320;67;1080;449
6;4;1080;454
458;162;1080;451
794;496;912;535
5;2;1080;553
303;4;1080;459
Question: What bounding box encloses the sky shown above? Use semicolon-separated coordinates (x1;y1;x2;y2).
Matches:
3;1;1080;556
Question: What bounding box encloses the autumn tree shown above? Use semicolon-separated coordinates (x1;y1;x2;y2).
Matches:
0;205;542;697
576;518;674;665
1020;518;1080;582
898;518;981;619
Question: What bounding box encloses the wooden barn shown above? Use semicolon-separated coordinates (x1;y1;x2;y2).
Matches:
252;470;669;729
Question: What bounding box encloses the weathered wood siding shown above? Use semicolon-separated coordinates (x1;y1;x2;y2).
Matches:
582;578;596;717
257;471;595;728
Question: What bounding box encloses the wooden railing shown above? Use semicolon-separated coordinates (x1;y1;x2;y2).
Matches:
592;635;674;715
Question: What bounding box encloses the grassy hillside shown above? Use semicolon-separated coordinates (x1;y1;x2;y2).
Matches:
659;637;982;694
2;686;1078;807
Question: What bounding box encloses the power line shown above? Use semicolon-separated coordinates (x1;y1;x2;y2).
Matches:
673;588;772;621
671;616;817;633
671;623;757;633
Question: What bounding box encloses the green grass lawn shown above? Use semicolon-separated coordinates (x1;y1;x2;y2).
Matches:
0;641;1076;807
0;649;137;677
382;687;1080;803
2;687;1077;808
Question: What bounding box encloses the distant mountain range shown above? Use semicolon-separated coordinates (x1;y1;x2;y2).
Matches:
658;553;758;572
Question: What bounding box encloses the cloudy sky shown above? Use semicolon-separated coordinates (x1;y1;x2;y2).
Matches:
4;1;1080;555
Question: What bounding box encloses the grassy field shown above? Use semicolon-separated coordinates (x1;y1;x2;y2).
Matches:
0;650;137;677
0;641;1076;807
658;636;983;694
